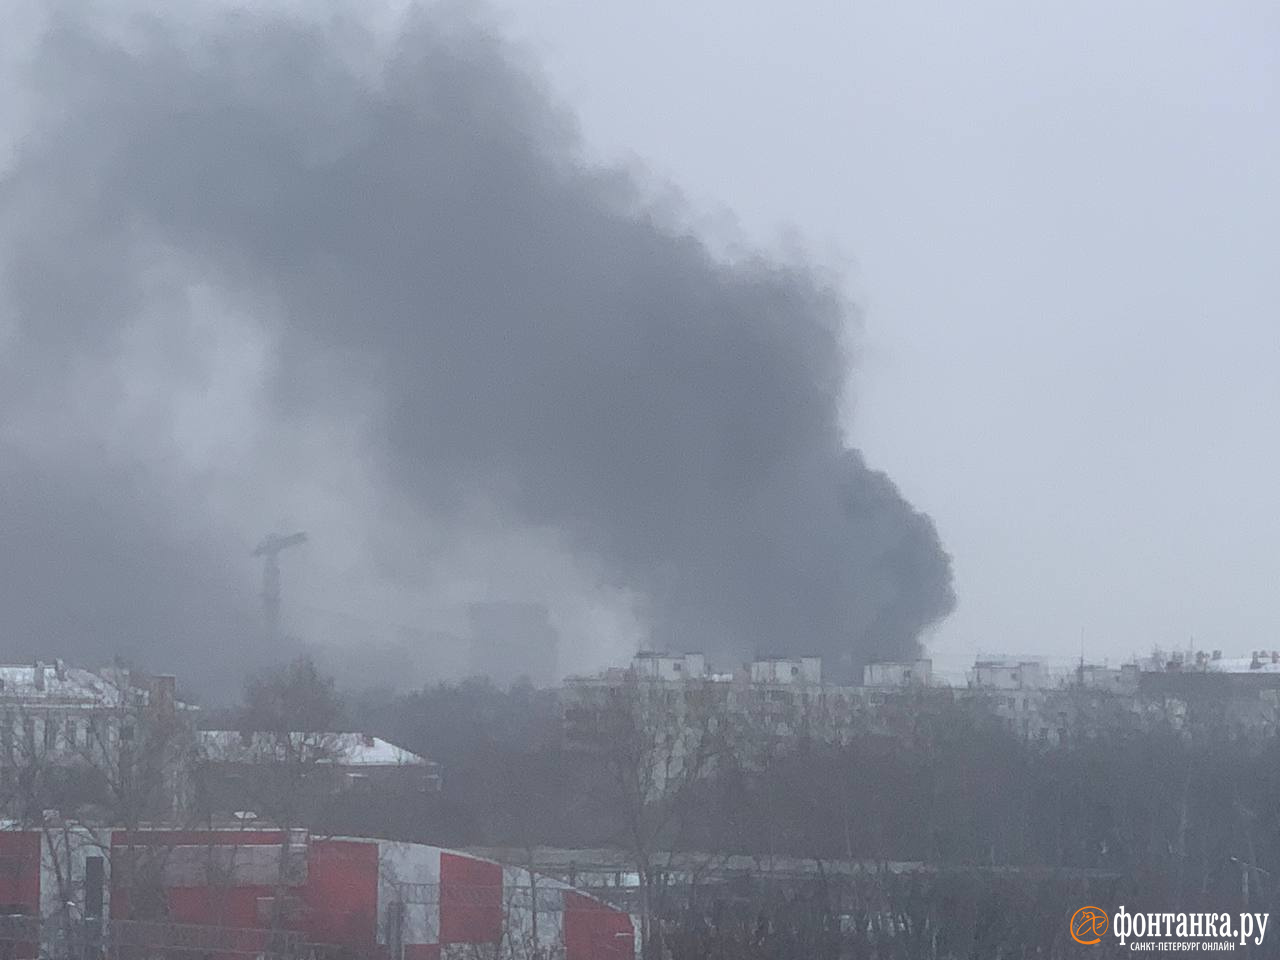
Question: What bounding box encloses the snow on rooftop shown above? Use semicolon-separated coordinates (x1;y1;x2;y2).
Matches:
200;731;430;766
0;664;128;704
1205;657;1280;674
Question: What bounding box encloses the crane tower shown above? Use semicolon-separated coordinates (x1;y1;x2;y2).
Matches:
252;531;308;641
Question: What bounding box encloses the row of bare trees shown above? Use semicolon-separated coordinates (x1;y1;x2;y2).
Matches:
10;656;1273;956
349;672;1280;958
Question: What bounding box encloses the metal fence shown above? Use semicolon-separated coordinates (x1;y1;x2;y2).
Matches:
0;915;310;960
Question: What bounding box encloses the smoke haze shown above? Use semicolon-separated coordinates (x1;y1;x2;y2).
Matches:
0;2;953;689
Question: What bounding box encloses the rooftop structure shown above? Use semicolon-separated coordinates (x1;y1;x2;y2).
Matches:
1203;651;1280;673
750;656;822;685
970;656;1048;691
630;651;707;681
863;659;932;688
0;661;180;711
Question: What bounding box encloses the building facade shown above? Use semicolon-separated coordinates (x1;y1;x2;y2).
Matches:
0;824;634;959
563;648;1280;760
863;659;932;688
0;662;193;821
197;730;443;815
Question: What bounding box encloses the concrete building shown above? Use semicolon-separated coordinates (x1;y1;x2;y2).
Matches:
0;661;183;754
566;646;1280;766
0;661;193;818
1073;662;1139;694
749;657;821;685
970;657;1047;691
863;659;933;688
561;652;975;780
630;651;706;682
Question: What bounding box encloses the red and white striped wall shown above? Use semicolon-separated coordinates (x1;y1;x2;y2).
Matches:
0;827;635;960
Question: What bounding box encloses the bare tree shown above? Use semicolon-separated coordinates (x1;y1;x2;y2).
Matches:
0;664;195;926
200;656;347;934
576;676;730;958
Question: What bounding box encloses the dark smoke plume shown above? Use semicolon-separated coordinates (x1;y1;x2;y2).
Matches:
0;3;953;685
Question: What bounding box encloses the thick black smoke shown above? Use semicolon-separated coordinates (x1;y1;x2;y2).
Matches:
0;4;953;684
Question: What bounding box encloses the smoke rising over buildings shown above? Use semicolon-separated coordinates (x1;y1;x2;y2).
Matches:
468;602;558;688
0;3;953;686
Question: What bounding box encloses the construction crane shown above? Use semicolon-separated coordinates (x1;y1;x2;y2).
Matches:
252;531;308;642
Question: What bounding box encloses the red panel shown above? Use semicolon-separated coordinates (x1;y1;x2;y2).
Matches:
564;891;634;960
305;839;379;947
438;853;502;944
404;946;441;960
167;885;275;927
0;831;40;957
0;831;40;908
109;830;289;923
110;829;296;930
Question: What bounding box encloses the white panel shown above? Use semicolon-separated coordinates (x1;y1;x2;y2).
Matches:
40;826;112;921
502;865;566;960
378;841;441;947
161;843;305;886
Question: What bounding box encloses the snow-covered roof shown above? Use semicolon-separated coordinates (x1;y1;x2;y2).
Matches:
1205;657;1280;674
0;663;132;705
200;730;431;767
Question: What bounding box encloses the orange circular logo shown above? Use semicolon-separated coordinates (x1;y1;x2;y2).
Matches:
1071;906;1109;945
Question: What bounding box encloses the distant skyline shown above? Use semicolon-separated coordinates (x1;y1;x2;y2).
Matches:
492;0;1280;668
0;0;1275;688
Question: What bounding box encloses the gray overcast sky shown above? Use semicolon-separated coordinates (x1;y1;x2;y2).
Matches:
1;0;1275;686
488;0;1280;668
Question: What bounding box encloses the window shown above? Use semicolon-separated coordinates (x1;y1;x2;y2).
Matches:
120;724;135;743
84;857;104;919
65;716;77;749
24;717;35;751
791;666;800;676
346;772;371;794
45;716;58;751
